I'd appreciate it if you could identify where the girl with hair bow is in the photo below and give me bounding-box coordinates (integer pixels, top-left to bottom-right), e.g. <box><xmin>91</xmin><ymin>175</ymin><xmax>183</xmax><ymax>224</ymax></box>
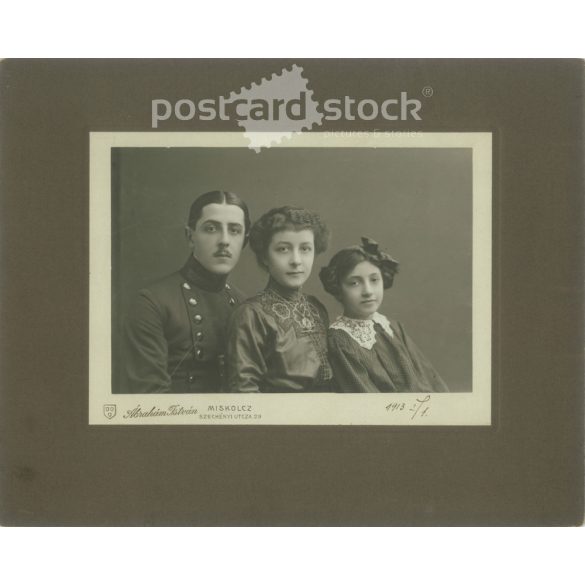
<box><xmin>319</xmin><ymin>237</ymin><xmax>449</xmax><ymax>393</ymax></box>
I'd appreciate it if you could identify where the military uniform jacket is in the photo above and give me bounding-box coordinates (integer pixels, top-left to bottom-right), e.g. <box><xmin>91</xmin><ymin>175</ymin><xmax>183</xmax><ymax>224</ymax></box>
<box><xmin>124</xmin><ymin>256</ymin><xmax>241</xmax><ymax>393</ymax></box>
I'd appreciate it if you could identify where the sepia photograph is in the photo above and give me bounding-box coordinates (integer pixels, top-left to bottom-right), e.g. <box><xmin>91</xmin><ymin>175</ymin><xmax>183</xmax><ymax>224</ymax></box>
<box><xmin>89</xmin><ymin>131</ymin><xmax>492</xmax><ymax>425</ymax></box>
<box><xmin>1</xmin><ymin>57</ymin><xmax>581</xmax><ymax>529</ymax></box>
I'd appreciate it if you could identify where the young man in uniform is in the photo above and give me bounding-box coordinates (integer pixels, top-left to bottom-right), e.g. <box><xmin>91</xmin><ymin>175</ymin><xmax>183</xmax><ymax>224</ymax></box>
<box><xmin>124</xmin><ymin>190</ymin><xmax>250</xmax><ymax>393</ymax></box>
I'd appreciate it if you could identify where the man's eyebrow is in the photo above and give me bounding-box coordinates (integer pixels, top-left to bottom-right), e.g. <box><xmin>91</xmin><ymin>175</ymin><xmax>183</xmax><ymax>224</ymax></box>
<box><xmin>201</xmin><ymin>219</ymin><xmax>244</xmax><ymax>227</ymax></box>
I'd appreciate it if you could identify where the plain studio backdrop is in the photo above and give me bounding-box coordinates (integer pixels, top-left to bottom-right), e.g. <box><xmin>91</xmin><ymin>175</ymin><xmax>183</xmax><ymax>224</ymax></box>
<box><xmin>112</xmin><ymin>145</ymin><xmax>472</xmax><ymax>392</ymax></box>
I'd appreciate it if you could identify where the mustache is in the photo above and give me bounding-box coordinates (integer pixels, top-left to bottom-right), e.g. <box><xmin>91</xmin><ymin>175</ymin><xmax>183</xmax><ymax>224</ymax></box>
<box><xmin>214</xmin><ymin>250</ymin><xmax>232</xmax><ymax>258</ymax></box>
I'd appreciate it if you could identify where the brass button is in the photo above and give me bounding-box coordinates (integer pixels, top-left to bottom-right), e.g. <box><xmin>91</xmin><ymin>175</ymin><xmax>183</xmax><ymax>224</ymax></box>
<box><xmin>229</xmin><ymin>298</ymin><xmax>236</xmax><ymax>306</ymax></box>
<box><xmin>189</xmin><ymin>298</ymin><xmax>198</xmax><ymax>306</ymax></box>
<box><xmin>195</xmin><ymin>349</ymin><xmax>204</xmax><ymax>359</ymax></box>
<box><xmin>188</xmin><ymin>375</ymin><xmax>195</xmax><ymax>383</ymax></box>
<box><xmin>193</xmin><ymin>314</ymin><xmax>203</xmax><ymax>324</ymax></box>
<box><xmin>225</xmin><ymin>283</ymin><xmax>231</xmax><ymax>289</ymax></box>
<box><xmin>182</xmin><ymin>282</ymin><xmax>191</xmax><ymax>290</ymax></box>
<box><xmin>196</xmin><ymin>331</ymin><xmax>204</xmax><ymax>341</ymax></box>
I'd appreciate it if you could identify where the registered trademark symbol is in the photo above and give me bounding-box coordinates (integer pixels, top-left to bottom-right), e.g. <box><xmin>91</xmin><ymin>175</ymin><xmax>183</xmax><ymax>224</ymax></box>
<box><xmin>422</xmin><ymin>86</ymin><xmax>434</xmax><ymax>98</ymax></box>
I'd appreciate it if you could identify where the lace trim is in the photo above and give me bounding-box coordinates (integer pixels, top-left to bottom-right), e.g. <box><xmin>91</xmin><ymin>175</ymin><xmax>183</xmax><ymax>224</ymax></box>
<box><xmin>330</xmin><ymin>312</ymin><xmax>393</xmax><ymax>349</ymax></box>
<box><xmin>263</xmin><ymin>289</ymin><xmax>320</xmax><ymax>332</ymax></box>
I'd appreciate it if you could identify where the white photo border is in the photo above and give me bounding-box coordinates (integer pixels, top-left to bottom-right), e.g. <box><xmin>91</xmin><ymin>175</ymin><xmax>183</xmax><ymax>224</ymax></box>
<box><xmin>89</xmin><ymin>131</ymin><xmax>492</xmax><ymax>426</ymax></box>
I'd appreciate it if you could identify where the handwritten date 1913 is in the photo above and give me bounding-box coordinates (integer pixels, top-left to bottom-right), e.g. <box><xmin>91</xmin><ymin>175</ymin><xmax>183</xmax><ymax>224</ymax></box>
<box><xmin>385</xmin><ymin>395</ymin><xmax>431</xmax><ymax>420</ymax></box>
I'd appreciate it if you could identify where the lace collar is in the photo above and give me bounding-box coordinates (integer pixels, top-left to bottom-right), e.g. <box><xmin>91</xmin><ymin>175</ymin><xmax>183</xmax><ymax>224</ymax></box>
<box><xmin>330</xmin><ymin>312</ymin><xmax>393</xmax><ymax>349</ymax></box>
<box><xmin>263</xmin><ymin>282</ymin><xmax>319</xmax><ymax>331</ymax></box>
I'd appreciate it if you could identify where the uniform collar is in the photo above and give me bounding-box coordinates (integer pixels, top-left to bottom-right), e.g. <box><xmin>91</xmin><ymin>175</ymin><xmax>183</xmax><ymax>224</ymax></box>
<box><xmin>180</xmin><ymin>255</ymin><xmax>229</xmax><ymax>293</ymax></box>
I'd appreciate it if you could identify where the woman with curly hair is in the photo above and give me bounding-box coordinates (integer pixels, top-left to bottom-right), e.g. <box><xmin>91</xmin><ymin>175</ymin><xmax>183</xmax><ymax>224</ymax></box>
<box><xmin>319</xmin><ymin>237</ymin><xmax>449</xmax><ymax>393</ymax></box>
<box><xmin>226</xmin><ymin>206</ymin><xmax>333</xmax><ymax>393</ymax></box>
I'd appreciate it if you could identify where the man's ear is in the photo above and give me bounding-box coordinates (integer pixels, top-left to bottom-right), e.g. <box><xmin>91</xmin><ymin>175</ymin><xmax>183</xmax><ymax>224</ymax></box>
<box><xmin>185</xmin><ymin>226</ymin><xmax>194</xmax><ymax>248</ymax></box>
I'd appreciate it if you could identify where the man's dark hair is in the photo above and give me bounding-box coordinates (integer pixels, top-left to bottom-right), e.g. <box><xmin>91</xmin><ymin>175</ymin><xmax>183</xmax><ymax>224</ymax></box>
<box><xmin>187</xmin><ymin>190</ymin><xmax>251</xmax><ymax>246</ymax></box>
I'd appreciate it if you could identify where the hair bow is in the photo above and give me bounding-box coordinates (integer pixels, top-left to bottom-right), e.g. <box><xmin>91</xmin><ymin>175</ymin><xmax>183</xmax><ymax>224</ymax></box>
<box><xmin>360</xmin><ymin>237</ymin><xmax>399</xmax><ymax>266</ymax></box>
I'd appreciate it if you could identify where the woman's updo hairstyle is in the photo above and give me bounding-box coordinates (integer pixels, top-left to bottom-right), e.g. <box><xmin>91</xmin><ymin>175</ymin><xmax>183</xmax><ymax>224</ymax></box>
<box><xmin>249</xmin><ymin>206</ymin><xmax>330</xmax><ymax>269</ymax></box>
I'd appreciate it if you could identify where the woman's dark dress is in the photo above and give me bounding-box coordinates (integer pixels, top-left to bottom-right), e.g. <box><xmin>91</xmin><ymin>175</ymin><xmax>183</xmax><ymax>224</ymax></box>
<box><xmin>227</xmin><ymin>280</ymin><xmax>333</xmax><ymax>393</ymax></box>
<box><xmin>328</xmin><ymin>312</ymin><xmax>449</xmax><ymax>393</ymax></box>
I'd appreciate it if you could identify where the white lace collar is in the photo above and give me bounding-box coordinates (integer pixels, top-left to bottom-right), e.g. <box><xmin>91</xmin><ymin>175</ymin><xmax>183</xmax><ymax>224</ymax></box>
<box><xmin>330</xmin><ymin>312</ymin><xmax>394</xmax><ymax>349</ymax></box>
